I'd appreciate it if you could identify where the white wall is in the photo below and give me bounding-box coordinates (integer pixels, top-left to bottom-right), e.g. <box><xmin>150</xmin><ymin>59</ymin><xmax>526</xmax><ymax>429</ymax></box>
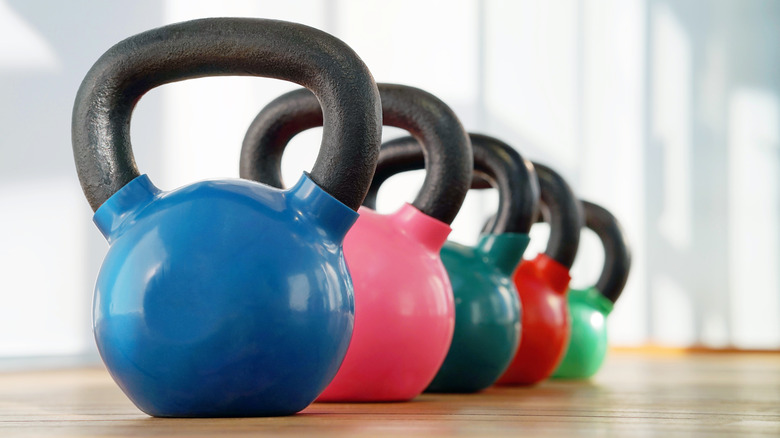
<box><xmin>0</xmin><ymin>0</ymin><xmax>778</xmax><ymax>365</ymax></box>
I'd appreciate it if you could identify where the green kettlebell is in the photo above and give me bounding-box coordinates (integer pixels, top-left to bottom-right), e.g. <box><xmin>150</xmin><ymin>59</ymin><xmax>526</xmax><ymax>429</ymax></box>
<box><xmin>364</xmin><ymin>133</ymin><xmax>539</xmax><ymax>393</ymax></box>
<box><xmin>552</xmin><ymin>200</ymin><xmax>631</xmax><ymax>379</ymax></box>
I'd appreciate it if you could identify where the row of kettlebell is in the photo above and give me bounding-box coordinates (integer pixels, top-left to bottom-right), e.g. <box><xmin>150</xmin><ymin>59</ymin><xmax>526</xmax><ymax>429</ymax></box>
<box><xmin>71</xmin><ymin>18</ymin><xmax>629</xmax><ymax>418</ymax></box>
<box><xmin>360</xmin><ymin>136</ymin><xmax>631</xmax><ymax>386</ymax></box>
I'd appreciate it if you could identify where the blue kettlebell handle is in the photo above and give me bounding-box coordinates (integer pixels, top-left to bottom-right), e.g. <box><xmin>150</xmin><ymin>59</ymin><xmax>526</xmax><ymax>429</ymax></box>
<box><xmin>72</xmin><ymin>18</ymin><xmax>381</xmax><ymax>212</ymax></box>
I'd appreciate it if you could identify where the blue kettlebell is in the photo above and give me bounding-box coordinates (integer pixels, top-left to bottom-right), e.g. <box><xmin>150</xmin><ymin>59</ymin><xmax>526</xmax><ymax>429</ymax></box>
<box><xmin>71</xmin><ymin>18</ymin><xmax>381</xmax><ymax>417</ymax></box>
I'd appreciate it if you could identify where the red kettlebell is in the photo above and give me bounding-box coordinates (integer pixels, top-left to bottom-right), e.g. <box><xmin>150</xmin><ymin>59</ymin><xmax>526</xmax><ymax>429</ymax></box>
<box><xmin>496</xmin><ymin>162</ymin><xmax>584</xmax><ymax>386</ymax></box>
<box><xmin>240</xmin><ymin>84</ymin><xmax>473</xmax><ymax>401</ymax></box>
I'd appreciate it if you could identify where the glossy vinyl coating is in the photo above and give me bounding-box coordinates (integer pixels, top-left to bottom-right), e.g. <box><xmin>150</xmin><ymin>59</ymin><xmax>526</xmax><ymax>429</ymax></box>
<box><xmin>497</xmin><ymin>253</ymin><xmax>572</xmax><ymax>386</ymax></box>
<box><xmin>426</xmin><ymin>233</ymin><xmax>529</xmax><ymax>393</ymax></box>
<box><xmin>94</xmin><ymin>174</ymin><xmax>357</xmax><ymax>417</ymax></box>
<box><xmin>552</xmin><ymin>287</ymin><xmax>613</xmax><ymax>379</ymax></box>
<box><xmin>317</xmin><ymin>203</ymin><xmax>455</xmax><ymax>401</ymax></box>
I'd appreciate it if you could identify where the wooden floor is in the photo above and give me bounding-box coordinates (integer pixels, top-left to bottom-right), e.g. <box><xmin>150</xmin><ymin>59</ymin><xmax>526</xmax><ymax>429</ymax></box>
<box><xmin>1</xmin><ymin>351</ymin><xmax>779</xmax><ymax>437</ymax></box>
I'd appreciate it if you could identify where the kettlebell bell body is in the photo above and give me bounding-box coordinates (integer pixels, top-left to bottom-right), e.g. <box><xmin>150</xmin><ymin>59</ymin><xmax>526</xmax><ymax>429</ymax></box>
<box><xmin>552</xmin><ymin>287</ymin><xmax>612</xmax><ymax>378</ymax></box>
<box><xmin>365</xmin><ymin>134</ymin><xmax>539</xmax><ymax>393</ymax></box>
<box><xmin>497</xmin><ymin>163</ymin><xmax>583</xmax><ymax>386</ymax></box>
<box><xmin>94</xmin><ymin>174</ymin><xmax>356</xmax><ymax>416</ymax></box>
<box><xmin>498</xmin><ymin>253</ymin><xmax>571</xmax><ymax>385</ymax></box>
<box><xmin>427</xmin><ymin>234</ymin><xmax>528</xmax><ymax>392</ymax></box>
<box><xmin>239</xmin><ymin>84</ymin><xmax>473</xmax><ymax>401</ymax></box>
<box><xmin>73</xmin><ymin>18</ymin><xmax>382</xmax><ymax>416</ymax></box>
<box><xmin>318</xmin><ymin>204</ymin><xmax>454</xmax><ymax>400</ymax></box>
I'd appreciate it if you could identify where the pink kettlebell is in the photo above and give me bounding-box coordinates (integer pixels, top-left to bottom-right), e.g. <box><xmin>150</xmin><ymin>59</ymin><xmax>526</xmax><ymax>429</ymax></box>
<box><xmin>240</xmin><ymin>83</ymin><xmax>473</xmax><ymax>401</ymax></box>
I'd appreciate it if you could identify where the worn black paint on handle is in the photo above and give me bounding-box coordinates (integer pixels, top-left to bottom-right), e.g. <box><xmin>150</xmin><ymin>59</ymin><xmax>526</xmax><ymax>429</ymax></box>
<box><xmin>240</xmin><ymin>83</ymin><xmax>472</xmax><ymax>224</ymax></box>
<box><xmin>364</xmin><ymin>134</ymin><xmax>539</xmax><ymax>234</ymax></box>
<box><xmin>582</xmin><ymin>201</ymin><xmax>631</xmax><ymax>303</ymax></box>
<box><xmin>73</xmin><ymin>18</ymin><xmax>381</xmax><ymax>211</ymax></box>
<box><xmin>532</xmin><ymin>162</ymin><xmax>583</xmax><ymax>270</ymax></box>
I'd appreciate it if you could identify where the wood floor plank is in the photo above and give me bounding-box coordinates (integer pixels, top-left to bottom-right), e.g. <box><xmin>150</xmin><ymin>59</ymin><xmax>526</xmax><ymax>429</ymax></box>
<box><xmin>0</xmin><ymin>352</ymin><xmax>778</xmax><ymax>437</ymax></box>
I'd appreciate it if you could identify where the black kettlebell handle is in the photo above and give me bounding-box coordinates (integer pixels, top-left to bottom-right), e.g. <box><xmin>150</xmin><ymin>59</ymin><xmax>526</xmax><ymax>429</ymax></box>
<box><xmin>73</xmin><ymin>18</ymin><xmax>381</xmax><ymax>212</ymax></box>
<box><xmin>239</xmin><ymin>83</ymin><xmax>473</xmax><ymax>224</ymax></box>
<box><xmin>363</xmin><ymin>134</ymin><xmax>539</xmax><ymax>234</ymax></box>
<box><xmin>582</xmin><ymin>201</ymin><xmax>631</xmax><ymax>303</ymax></box>
<box><xmin>476</xmin><ymin>163</ymin><xmax>581</xmax><ymax>269</ymax></box>
<box><xmin>531</xmin><ymin>163</ymin><xmax>583</xmax><ymax>270</ymax></box>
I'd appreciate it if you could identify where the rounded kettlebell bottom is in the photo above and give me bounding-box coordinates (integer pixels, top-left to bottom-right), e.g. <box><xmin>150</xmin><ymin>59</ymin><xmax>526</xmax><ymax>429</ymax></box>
<box><xmin>94</xmin><ymin>175</ymin><xmax>357</xmax><ymax>416</ymax></box>
<box><xmin>425</xmin><ymin>234</ymin><xmax>528</xmax><ymax>393</ymax></box>
<box><xmin>497</xmin><ymin>254</ymin><xmax>572</xmax><ymax>386</ymax></box>
<box><xmin>316</xmin><ymin>204</ymin><xmax>455</xmax><ymax>402</ymax></box>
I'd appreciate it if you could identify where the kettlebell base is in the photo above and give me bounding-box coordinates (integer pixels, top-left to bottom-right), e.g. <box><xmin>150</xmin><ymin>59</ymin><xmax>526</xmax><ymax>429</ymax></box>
<box><xmin>138</xmin><ymin>407</ymin><xmax>300</xmax><ymax>418</ymax></box>
<box><xmin>551</xmin><ymin>287</ymin><xmax>611</xmax><ymax>379</ymax></box>
<box><xmin>94</xmin><ymin>175</ymin><xmax>356</xmax><ymax>420</ymax></box>
<box><xmin>424</xmin><ymin>384</ymin><xmax>485</xmax><ymax>394</ymax></box>
<box><xmin>316</xmin><ymin>395</ymin><xmax>415</xmax><ymax>403</ymax></box>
